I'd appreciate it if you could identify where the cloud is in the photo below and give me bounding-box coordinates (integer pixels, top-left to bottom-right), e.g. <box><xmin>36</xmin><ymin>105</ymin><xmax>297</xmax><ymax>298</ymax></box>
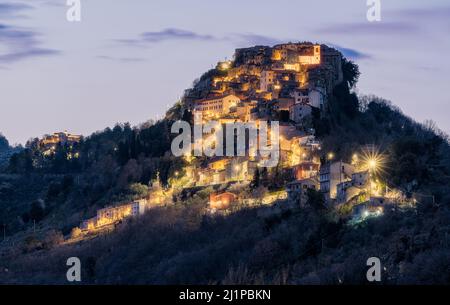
<box><xmin>115</xmin><ymin>28</ymin><xmax>216</xmax><ymax>46</ymax></box>
<box><xmin>229</xmin><ymin>33</ymin><xmax>371</xmax><ymax>60</ymax></box>
<box><xmin>327</xmin><ymin>44</ymin><xmax>372</xmax><ymax>61</ymax></box>
<box><xmin>316</xmin><ymin>6</ymin><xmax>450</xmax><ymax>38</ymax></box>
<box><xmin>316</xmin><ymin>22</ymin><xmax>417</xmax><ymax>36</ymax></box>
<box><xmin>115</xmin><ymin>28</ymin><xmax>284</xmax><ymax>48</ymax></box>
<box><xmin>0</xmin><ymin>2</ymin><xmax>34</xmax><ymax>19</ymax></box>
<box><xmin>0</xmin><ymin>23</ymin><xmax>60</xmax><ymax>64</ymax></box>
<box><xmin>228</xmin><ymin>33</ymin><xmax>283</xmax><ymax>47</ymax></box>
<box><xmin>96</xmin><ymin>55</ymin><xmax>146</xmax><ymax>63</ymax></box>
<box><xmin>112</xmin><ymin>28</ymin><xmax>370</xmax><ymax>62</ymax></box>
<box><xmin>142</xmin><ymin>28</ymin><xmax>214</xmax><ymax>42</ymax></box>
<box><xmin>393</xmin><ymin>6</ymin><xmax>450</xmax><ymax>20</ymax></box>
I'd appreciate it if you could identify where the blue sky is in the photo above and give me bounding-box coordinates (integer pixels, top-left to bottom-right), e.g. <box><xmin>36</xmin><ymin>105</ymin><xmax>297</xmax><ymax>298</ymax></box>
<box><xmin>0</xmin><ymin>0</ymin><xmax>449</xmax><ymax>144</ymax></box>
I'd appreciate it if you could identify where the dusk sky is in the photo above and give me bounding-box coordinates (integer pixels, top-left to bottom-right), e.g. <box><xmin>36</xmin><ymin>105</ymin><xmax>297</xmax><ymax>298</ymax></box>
<box><xmin>0</xmin><ymin>0</ymin><xmax>449</xmax><ymax>145</ymax></box>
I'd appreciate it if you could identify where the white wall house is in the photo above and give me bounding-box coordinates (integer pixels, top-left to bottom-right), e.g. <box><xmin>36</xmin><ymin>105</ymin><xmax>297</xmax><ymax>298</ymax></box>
<box><xmin>308</xmin><ymin>87</ymin><xmax>327</xmax><ymax>109</ymax></box>
<box><xmin>193</xmin><ymin>94</ymin><xmax>240</xmax><ymax>117</ymax></box>
<box><xmin>292</xmin><ymin>87</ymin><xmax>326</xmax><ymax>110</ymax></box>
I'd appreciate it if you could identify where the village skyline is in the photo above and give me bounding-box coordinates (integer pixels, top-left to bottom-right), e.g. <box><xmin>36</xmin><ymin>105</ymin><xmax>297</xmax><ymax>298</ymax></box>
<box><xmin>0</xmin><ymin>0</ymin><xmax>449</xmax><ymax>145</ymax></box>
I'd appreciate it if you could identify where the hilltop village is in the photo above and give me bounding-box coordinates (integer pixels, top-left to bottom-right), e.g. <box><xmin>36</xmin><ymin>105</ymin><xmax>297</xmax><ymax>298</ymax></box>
<box><xmin>38</xmin><ymin>43</ymin><xmax>411</xmax><ymax>240</ymax></box>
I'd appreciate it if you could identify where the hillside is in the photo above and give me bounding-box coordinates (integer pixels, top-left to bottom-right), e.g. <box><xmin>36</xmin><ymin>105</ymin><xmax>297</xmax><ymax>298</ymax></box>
<box><xmin>1</xmin><ymin>43</ymin><xmax>450</xmax><ymax>284</ymax></box>
<box><xmin>0</xmin><ymin>134</ymin><xmax>20</xmax><ymax>171</ymax></box>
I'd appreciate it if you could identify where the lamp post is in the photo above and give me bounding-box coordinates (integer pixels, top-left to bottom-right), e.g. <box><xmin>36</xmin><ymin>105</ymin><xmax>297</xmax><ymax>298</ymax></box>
<box><xmin>368</xmin><ymin>159</ymin><xmax>378</xmax><ymax>200</ymax></box>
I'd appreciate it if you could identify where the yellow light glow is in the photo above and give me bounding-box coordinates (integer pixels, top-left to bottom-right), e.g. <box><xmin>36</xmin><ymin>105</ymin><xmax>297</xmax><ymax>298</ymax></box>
<box><xmin>219</xmin><ymin>61</ymin><xmax>231</xmax><ymax>71</ymax></box>
<box><xmin>351</xmin><ymin>153</ymin><xmax>360</xmax><ymax>166</ymax></box>
<box><xmin>361</xmin><ymin>147</ymin><xmax>386</xmax><ymax>175</ymax></box>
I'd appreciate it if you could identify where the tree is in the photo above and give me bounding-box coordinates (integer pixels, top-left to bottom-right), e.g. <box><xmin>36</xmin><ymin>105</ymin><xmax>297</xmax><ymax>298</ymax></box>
<box><xmin>306</xmin><ymin>189</ymin><xmax>326</xmax><ymax>211</ymax></box>
<box><xmin>342</xmin><ymin>58</ymin><xmax>360</xmax><ymax>88</ymax></box>
<box><xmin>333</xmin><ymin>82</ymin><xmax>360</xmax><ymax>118</ymax></box>
<box><xmin>71</xmin><ymin>227</ymin><xmax>82</xmax><ymax>239</ymax></box>
<box><xmin>29</xmin><ymin>200</ymin><xmax>45</xmax><ymax>222</ymax></box>
<box><xmin>0</xmin><ymin>133</ymin><xmax>9</xmax><ymax>152</ymax></box>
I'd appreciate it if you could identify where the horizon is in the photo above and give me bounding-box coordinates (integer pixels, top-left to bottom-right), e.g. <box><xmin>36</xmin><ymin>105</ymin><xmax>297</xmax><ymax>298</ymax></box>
<box><xmin>1</xmin><ymin>0</ymin><xmax>450</xmax><ymax>145</ymax></box>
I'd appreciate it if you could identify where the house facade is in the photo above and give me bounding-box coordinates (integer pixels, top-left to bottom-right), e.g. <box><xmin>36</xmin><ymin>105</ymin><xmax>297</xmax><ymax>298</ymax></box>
<box><xmin>209</xmin><ymin>192</ymin><xmax>238</xmax><ymax>210</ymax></box>
<box><xmin>287</xmin><ymin>177</ymin><xmax>319</xmax><ymax>206</ymax></box>
<box><xmin>320</xmin><ymin>161</ymin><xmax>355</xmax><ymax>202</ymax></box>
<box><xmin>193</xmin><ymin>94</ymin><xmax>240</xmax><ymax>118</ymax></box>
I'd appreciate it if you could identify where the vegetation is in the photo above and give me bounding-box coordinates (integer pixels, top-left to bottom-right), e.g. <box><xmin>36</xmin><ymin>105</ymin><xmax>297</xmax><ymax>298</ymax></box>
<box><xmin>0</xmin><ymin>133</ymin><xmax>8</xmax><ymax>152</ymax></box>
<box><xmin>1</xmin><ymin>53</ymin><xmax>450</xmax><ymax>285</ymax></box>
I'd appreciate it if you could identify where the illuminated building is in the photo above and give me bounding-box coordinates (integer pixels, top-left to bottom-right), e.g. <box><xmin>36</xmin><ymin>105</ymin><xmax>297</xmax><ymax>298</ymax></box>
<box><xmin>260</xmin><ymin>70</ymin><xmax>275</xmax><ymax>92</ymax></box>
<box><xmin>209</xmin><ymin>192</ymin><xmax>238</xmax><ymax>210</ymax></box>
<box><xmin>193</xmin><ymin>94</ymin><xmax>240</xmax><ymax>118</ymax></box>
<box><xmin>292</xmin><ymin>87</ymin><xmax>327</xmax><ymax>109</ymax></box>
<box><xmin>283</xmin><ymin>63</ymin><xmax>301</xmax><ymax>72</ymax></box>
<box><xmin>299</xmin><ymin>45</ymin><xmax>321</xmax><ymax>65</ymax></box>
<box><xmin>41</xmin><ymin>131</ymin><xmax>81</xmax><ymax>146</ymax></box>
<box><xmin>235</xmin><ymin>100</ymin><xmax>257</xmax><ymax>122</ymax></box>
<box><xmin>352</xmin><ymin>201</ymin><xmax>385</xmax><ymax>220</ymax></box>
<box><xmin>293</xmin><ymin>161</ymin><xmax>320</xmax><ymax>180</ymax></box>
<box><xmin>320</xmin><ymin>161</ymin><xmax>355</xmax><ymax>202</ymax></box>
<box><xmin>40</xmin><ymin>131</ymin><xmax>82</xmax><ymax>155</ymax></box>
<box><xmin>272</xmin><ymin>49</ymin><xmax>287</xmax><ymax>61</ymax></box>
<box><xmin>80</xmin><ymin>198</ymin><xmax>149</xmax><ymax>232</ymax></box>
<box><xmin>218</xmin><ymin>60</ymin><xmax>232</xmax><ymax>71</ymax></box>
<box><xmin>209</xmin><ymin>159</ymin><xmax>229</xmax><ymax>171</ymax></box>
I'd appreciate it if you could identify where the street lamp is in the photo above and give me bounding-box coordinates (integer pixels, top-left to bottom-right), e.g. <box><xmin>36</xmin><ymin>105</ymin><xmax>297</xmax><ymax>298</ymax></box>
<box><xmin>367</xmin><ymin>158</ymin><xmax>379</xmax><ymax>199</ymax></box>
<box><xmin>368</xmin><ymin>159</ymin><xmax>378</xmax><ymax>170</ymax></box>
<box><xmin>327</xmin><ymin>152</ymin><xmax>334</xmax><ymax>161</ymax></box>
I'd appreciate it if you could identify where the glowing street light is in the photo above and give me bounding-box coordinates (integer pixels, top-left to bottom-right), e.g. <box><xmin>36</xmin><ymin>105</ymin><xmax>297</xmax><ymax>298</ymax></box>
<box><xmin>327</xmin><ymin>152</ymin><xmax>335</xmax><ymax>161</ymax></box>
<box><xmin>352</xmin><ymin>153</ymin><xmax>359</xmax><ymax>166</ymax></box>
<box><xmin>219</xmin><ymin>61</ymin><xmax>231</xmax><ymax>71</ymax></box>
<box><xmin>364</xmin><ymin>155</ymin><xmax>384</xmax><ymax>199</ymax></box>
<box><xmin>368</xmin><ymin>159</ymin><xmax>378</xmax><ymax>171</ymax></box>
<box><xmin>361</xmin><ymin>147</ymin><xmax>386</xmax><ymax>175</ymax></box>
